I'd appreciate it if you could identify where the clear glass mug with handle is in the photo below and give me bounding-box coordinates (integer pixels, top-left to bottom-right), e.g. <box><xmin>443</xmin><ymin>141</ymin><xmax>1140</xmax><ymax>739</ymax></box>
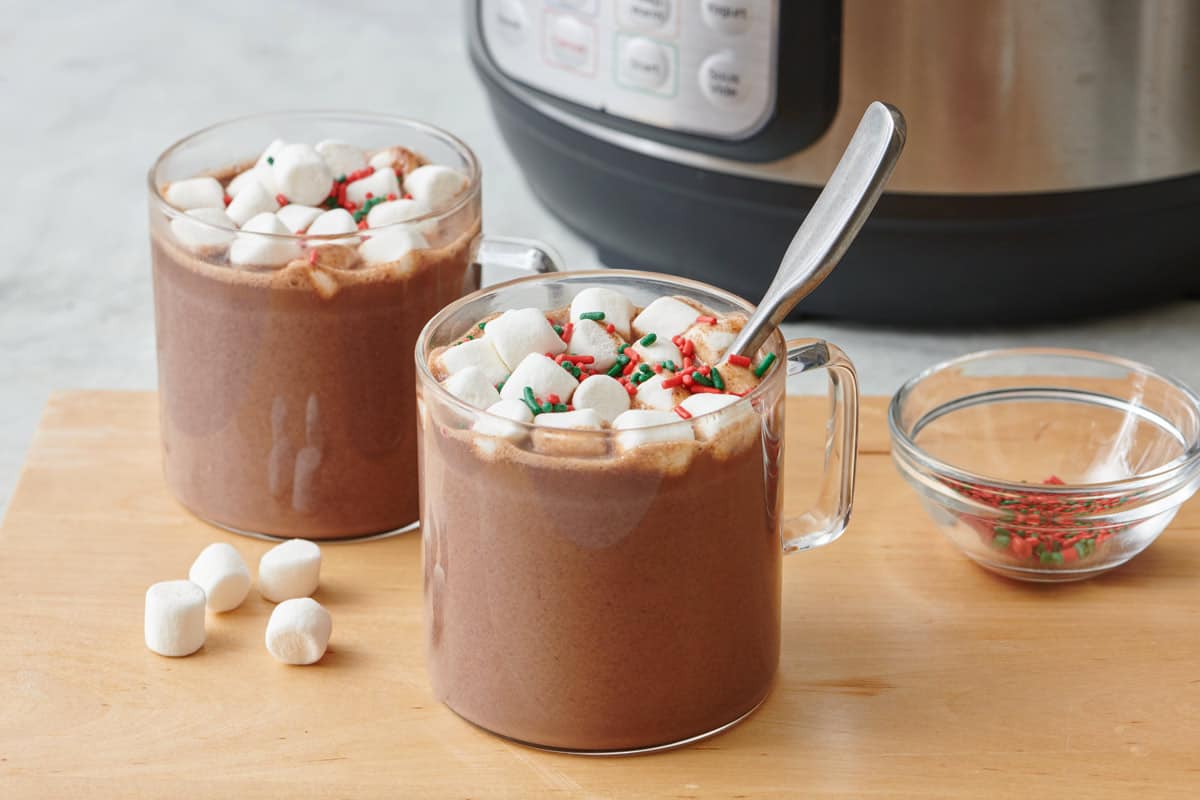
<box><xmin>415</xmin><ymin>269</ymin><xmax>858</xmax><ymax>754</ymax></box>
<box><xmin>147</xmin><ymin>111</ymin><xmax>557</xmax><ymax>541</ymax></box>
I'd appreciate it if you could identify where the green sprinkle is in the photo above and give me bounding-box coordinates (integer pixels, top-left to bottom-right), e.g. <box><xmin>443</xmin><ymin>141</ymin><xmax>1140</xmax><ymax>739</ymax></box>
<box><xmin>1040</xmin><ymin>550</ymin><xmax>1065</xmax><ymax>566</ymax></box>
<box><xmin>692</xmin><ymin>371</ymin><xmax>714</xmax><ymax>388</ymax></box>
<box><xmin>662</xmin><ymin>360</ymin><xmax>677</xmax><ymax>372</ymax></box>
<box><xmin>606</xmin><ymin>362</ymin><xmax>624</xmax><ymax>378</ymax></box>
<box><xmin>618</xmin><ymin>343</ymin><xmax>630</xmax><ymax>354</ymax></box>
<box><xmin>478</xmin><ymin>321</ymin><xmax>487</xmax><ymax>330</ymax></box>
<box><xmin>579</xmin><ymin>311</ymin><xmax>605</xmax><ymax>321</ymax></box>
<box><xmin>615</xmin><ymin>354</ymin><xmax>630</xmax><ymax>367</ymax></box>
<box><xmin>639</xmin><ymin>333</ymin><xmax>657</xmax><ymax>346</ymax></box>
<box><xmin>353</xmin><ymin>209</ymin><xmax>366</xmax><ymax>223</ymax></box>
<box><xmin>638</xmin><ymin>362</ymin><xmax>653</xmax><ymax>376</ymax></box>
<box><xmin>992</xmin><ymin>531</ymin><xmax>1011</xmax><ymax>549</ymax></box>
<box><xmin>553</xmin><ymin>324</ymin><xmax>564</xmax><ymax>336</ymax></box>
<box><xmin>266</xmin><ymin>156</ymin><xmax>274</xmax><ymax>165</ymax></box>
<box><xmin>522</xmin><ymin>386</ymin><xmax>540</xmax><ymax>415</ymax></box>
<box><xmin>336</xmin><ymin>174</ymin><xmax>347</xmax><ymax>183</ymax></box>
<box><xmin>630</xmin><ymin>372</ymin><xmax>646</xmax><ymax>385</ymax></box>
<box><xmin>496</xmin><ymin>380</ymin><xmax>505</xmax><ymax>392</ymax></box>
<box><xmin>541</xmin><ymin>401</ymin><xmax>555</xmax><ymax>413</ymax></box>
<box><xmin>711</xmin><ymin>367</ymin><xmax>725</xmax><ymax>390</ymax></box>
<box><xmin>554</xmin><ymin>403</ymin><xmax>568</xmax><ymax>412</ymax></box>
<box><xmin>753</xmin><ymin>352</ymin><xmax>777</xmax><ymax>378</ymax></box>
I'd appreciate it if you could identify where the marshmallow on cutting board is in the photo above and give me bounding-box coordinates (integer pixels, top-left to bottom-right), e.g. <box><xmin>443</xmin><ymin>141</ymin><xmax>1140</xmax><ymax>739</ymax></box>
<box><xmin>499</xmin><ymin>353</ymin><xmax>579</xmax><ymax>404</ymax></box>
<box><xmin>485</xmin><ymin>308</ymin><xmax>566</xmax><ymax>369</ymax></box>
<box><xmin>632</xmin><ymin>296</ymin><xmax>700</xmax><ymax>341</ymax></box>
<box><xmin>144</xmin><ymin>580</ymin><xmax>206</xmax><ymax>657</ymax></box>
<box><xmin>569</xmin><ymin>287</ymin><xmax>636</xmax><ymax>339</ymax></box>
<box><xmin>315</xmin><ymin>139</ymin><xmax>367</xmax><ymax>178</ymax></box>
<box><xmin>271</xmin><ymin>143</ymin><xmax>334</xmax><ymax>206</ymax></box>
<box><xmin>403</xmin><ymin>165</ymin><xmax>468</xmax><ymax>212</ymax></box>
<box><xmin>572</xmin><ymin>375</ymin><xmax>630</xmax><ymax>424</ymax></box>
<box><xmin>230</xmin><ymin>212</ymin><xmax>303</xmax><ymax>267</ymax></box>
<box><xmin>188</xmin><ymin>542</ymin><xmax>251</xmax><ymax>612</ymax></box>
<box><xmin>442</xmin><ymin>366</ymin><xmax>502</xmax><ymax>410</ymax></box>
<box><xmin>258</xmin><ymin>539</ymin><xmax>322</xmax><ymax>603</ymax></box>
<box><xmin>438</xmin><ymin>337</ymin><xmax>508</xmax><ymax>386</ymax></box>
<box><xmin>164</xmin><ymin>176</ymin><xmax>225</xmax><ymax>210</ymax></box>
<box><xmin>567</xmin><ymin>318</ymin><xmax>620</xmax><ymax>370</ymax></box>
<box><xmin>170</xmin><ymin>207</ymin><xmax>236</xmax><ymax>250</ymax></box>
<box><xmin>265</xmin><ymin>597</ymin><xmax>332</xmax><ymax>665</ymax></box>
<box><xmin>226</xmin><ymin>179</ymin><xmax>280</xmax><ymax>226</ymax></box>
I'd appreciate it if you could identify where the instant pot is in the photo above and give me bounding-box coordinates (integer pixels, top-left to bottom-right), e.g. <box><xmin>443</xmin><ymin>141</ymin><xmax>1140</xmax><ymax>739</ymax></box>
<box><xmin>467</xmin><ymin>0</ymin><xmax>1200</xmax><ymax>324</ymax></box>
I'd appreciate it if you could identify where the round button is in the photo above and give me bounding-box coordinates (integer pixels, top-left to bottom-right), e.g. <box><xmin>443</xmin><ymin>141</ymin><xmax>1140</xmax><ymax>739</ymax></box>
<box><xmin>618</xmin><ymin>0</ymin><xmax>673</xmax><ymax>30</ymax></box>
<box><xmin>698</xmin><ymin>50</ymin><xmax>745</xmax><ymax>107</ymax></box>
<box><xmin>700</xmin><ymin>0</ymin><xmax>750</xmax><ymax>35</ymax></box>
<box><xmin>619</xmin><ymin>37</ymin><xmax>670</xmax><ymax>89</ymax></box>
<box><xmin>495</xmin><ymin>0</ymin><xmax>529</xmax><ymax>44</ymax></box>
<box><xmin>548</xmin><ymin>15</ymin><xmax>593</xmax><ymax>68</ymax></box>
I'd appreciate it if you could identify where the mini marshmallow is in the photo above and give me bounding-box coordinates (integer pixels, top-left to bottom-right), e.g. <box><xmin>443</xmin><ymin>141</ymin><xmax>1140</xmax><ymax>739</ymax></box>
<box><xmin>345</xmin><ymin>167</ymin><xmax>401</xmax><ymax>207</ymax></box>
<box><xmin>188</xmin><ymin>542</ymin><xmax>251</xmax><ymax>612</ymax></box>
<box><xmin>634</xmin><ymin>373</ymin><xmax>689</xmax><ymax>412</ymax></box>
<box><xmin>250</xmin><ymin>139</ymin><xmax>288</xmax><ymax>194</ymax></box>
<box><xmin>570</xmin><ymin>287</ymin><xmax>636</xmax><ymax>339</ymax></box>
<box><xmin>265</xmin><ymin>597</ymin><xmax>332</xmax><ymax>665</ymax></box>
<box><xmin>485</xmin><ymin>308</ymin><xmax>567</xmax><ymax>369</ymax></box>
<box><xmin>230</xmin><ymin>212</ymin><xmax>303</xmax><ymax>267</ymax></box>
<box><xmin>403</xmin><ymin>165</ymin><xmax>468</xmax><ymax>212</ymax></box>
<box><xmin>567</xmin><ymin>318</ymin><xmax>620</xmax><ymax>370</ymax></box>
<box><xmin>535</xmin><ymin>408</ymin><xmax>604</xmax><ymax>430</ymax></box>
<box><xmin>630</xmin><ymin>335</ymin><xmax>683</xmax><ymax>370</ymax></box>
<box><xmin>572</xmin><ymin>375</ymin><xmax>630</xmax><ymax>424</ymax></box>
<box><xmin>612</xmin><ymin>409</ymin><xmax>696</xmax><ymax>450</ymax></box>
<box><xmin>443</xmin><ymin>365</ymin><xmax>502</xmax><ymax>409</ymax></box>
<box><xmin>257</xmin><ymin>538</ymin><xmax>322</xmax><ymax>603</ymax></box>
<box><xmin>170</xmin><ymin>207</ymin><xmax>236</xmax><ymax>250</ymax></box>
<box><xmin>164</xmin><ymin>176</ymin><xmax>225</xmax><ymax>210</ymax></box>
<box><xmin>144</xmin><ymin>580</ymin><xmax>206</xmax><ymax>657</ymax></box>
<box><xmin>680</xmin><ymin>393</ymin><xmax>746</xmax><ymax>440</ymax></box>
<box><xmin>272</xmin><ymin>143</ymin><xmax>334</xmax><ymax>206</ymax></box>
<box><xmin>366</xmin><ymin>198</ymin><xmax>430</xmax><ymax>228</ymax></box>
<box><xmin>438</xmin><ymin>337</ymin><xmax>508</xmax><ymax>385</ymax></box>
<box><xmin>306</xmin><ymin>208</ymin><xmax>359</xmax><ymax>245</ymax></box>
<box><xmin>499</xmin><ymin>353</ymin><xmax>579</xmax><ymax>404</ymax></box>
<box><xmin>473</xmin><ymin>398</ymin><xmax>534</xmax><ymax>441</ymax></box>
<box><xmin>687</xmin><ymin>328</ymin><xmax>737</xmax><ymax>365</ymax></box>
<box><xmin>315</xmin><ymin>139</ymin><xmax>367</xmax><ymax>178</ymax></box>
<box><xmin>226</xmin><ymin>179</ymin><xmax>280</xmax><ymax>226</ymax></box>
<box><xmin>257</xmin><ymin>138</ymin><xmax>288</xmax><ymax>167</ymax></box>
<box><xmin>632</xmin><ymin>296</ymin><xmax>700</xmax><ymax>340</ymax></box>
<box><xmin>358</xmin><ymin>229</ymin><xmax>428</xmax><ymax>264</ymax></box>
<box><xmin>368</xmin><ymin>146</ymin><xmax>423</xmax><ymax>174</ymax></box>
<box><xmin>225</xmin><ymin>168</ymin><xmax>260</xmax><ymax>198</ymax></box>
<box><xmin>275</xmin><ymin>204</ymin><xmax>324</xmax><ymax>234</ymax></box>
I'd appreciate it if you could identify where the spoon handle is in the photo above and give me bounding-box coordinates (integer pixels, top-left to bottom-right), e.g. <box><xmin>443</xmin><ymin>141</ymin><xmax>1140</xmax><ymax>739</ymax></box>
<box><xmin>728</xmin><ymin>102</ymin><xmax>906</xmax><ymax>358</ymax></box>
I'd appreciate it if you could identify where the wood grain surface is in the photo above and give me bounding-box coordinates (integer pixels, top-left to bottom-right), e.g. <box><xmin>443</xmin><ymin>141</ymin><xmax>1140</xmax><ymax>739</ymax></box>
<box><xmin>1</xmin><ymin>391</ymin><xmax>1198</xmax><ymax>798</ymax></box>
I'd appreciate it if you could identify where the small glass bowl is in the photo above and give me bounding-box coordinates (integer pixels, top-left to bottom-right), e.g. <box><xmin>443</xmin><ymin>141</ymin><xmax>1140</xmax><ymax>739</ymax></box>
<box><xmin>889</xmin><ymin>348</ymin><xmax>1200</xmax><ymax>582</ymax></box>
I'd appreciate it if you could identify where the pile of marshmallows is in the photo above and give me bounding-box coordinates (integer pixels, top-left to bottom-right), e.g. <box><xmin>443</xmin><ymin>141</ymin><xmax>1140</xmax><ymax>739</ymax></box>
<box><xmin>437</xmin><ymin>288</ymin><xmax>752</xmax><ymax>451</ymax></box>
<box><xmin>164</xmin><ymin>139</ymin><xmax>467</xmax><ymax>267</ymax></box>
<box><xmin>144</xmin><ymin>539</ymin><xmax>331</xmax><ymax>665</ymax></box>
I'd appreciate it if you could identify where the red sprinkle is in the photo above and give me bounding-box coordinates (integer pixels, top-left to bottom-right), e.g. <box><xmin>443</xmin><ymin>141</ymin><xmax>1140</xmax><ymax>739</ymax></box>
<box><xmin>562</xmin><ymin>322</ymin><xmax>574</xmax><ymax>343</ymax></box>
<box><xmin>690</xmin><ymin>386</ymin><xmax>724</xmax><ymax>394</ymax></box>
<box><xmin>275</xmin><ymin>193</ymin><xmax>290</xmax><ymax>206</ymax></box>
<box><xmin>653</xmin><ymin>363</ymin><xmax>663</xmax><ymax>373</ymax></box>
<box><xmin>623</xmin><ymin>361</ymin><xmax>637</xmax><ymax>376</ymax></box>
<box><xmin>403</xmin><ymin>192</ymin><xmax>413</xmax><ymax>200</ymax></box>
<box><xmin>387</xmin><ymin>193</ymin><xmax>398</xmax><ymax>201</ymax></box>
<box><xmin>696</xmin><ymin>315</ymin><xmax>717</xmax><ymax>325</ymax></box>
<box><xmin>625</xmin><ymin>382</ymin><xmax>638</xmax><ymax>395</ymax></box>
<box><xmin>674</xmin><ymin>405</ymin><xmax>692</xmax><ymax>420</ymax></box>
<box><xmin>605</xmin><ymin>322</ymin><xmax>616</xmax><ymax>334</ymax></box>
<box><xmin>223</xmin><ymin>193</ymin><xmax>232</xmax><ymax>206</ymax></box>
<box><xmin>307</xmin><ymin>249</ymin><xmax>318</xmax><ymax>265</ymax></box>
<box><xmin>561</xmin><ymin>354</ymin><xmax>595</xmax><ymax>364</ymax></box>
<box><xmin>357</xmin><ymin>220</ymin><xmax>368</xmax><ymax>230</ymax></box>
<box><xmin>728</xmin><ymin>354</ymin><xmax>752</xmax><ymax>368</ymax></box>
<box><xmin>660</xmin><ymin>375</ymin><xmax>684</xmax><ymax>389</ymax></box>
<box><xmin>547</xmin><ymin>394</ymin><xmax>561</xmax><ymax>405</ymax></box>
<box><xmin>365</xmin><ymin>192</ymin><xmax>374</xmax><ymax>200</ymax></box>
<box><xmin>682</xmin><ymin>373</ymin><xmax>694</xmax><ymax>386</ymax></box>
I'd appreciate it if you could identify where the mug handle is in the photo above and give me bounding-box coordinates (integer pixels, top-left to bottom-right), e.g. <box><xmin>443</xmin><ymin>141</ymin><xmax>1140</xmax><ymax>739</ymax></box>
<box><xmin>781</xmin><ymin>338</ymin><xmax>860</xmax><ymax>553</ymax></box>
<box><xmin>466</xmin><ymin>235</ymin><xmax>562</xmax><ymax>292</ymax></box>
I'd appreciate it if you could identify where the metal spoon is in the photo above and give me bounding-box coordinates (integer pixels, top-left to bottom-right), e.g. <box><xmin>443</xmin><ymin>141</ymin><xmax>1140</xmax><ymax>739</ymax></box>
<box><xmin>726</xmin><ymin>102</ymin><xmax>907</xmax><ymax>358</ymax></box>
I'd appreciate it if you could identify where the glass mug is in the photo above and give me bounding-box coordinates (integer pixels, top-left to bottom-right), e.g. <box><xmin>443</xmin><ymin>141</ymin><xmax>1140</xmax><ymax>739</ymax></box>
<box><xmin>416</xmin><ymin>270</ymin><xmax>859</xmax><ymax>753</ymax></box>
<box><xmin>148</xmin><ymin>111</ymin><xmax>555</xmax><ymax>540</ymax></box>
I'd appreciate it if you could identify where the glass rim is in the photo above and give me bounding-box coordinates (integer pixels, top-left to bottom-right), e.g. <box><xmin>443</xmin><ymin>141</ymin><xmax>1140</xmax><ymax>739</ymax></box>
<box><xmin>146</xmin><ymin>110</ymin><xmax>482</xmax><ymax>240</ymax></box>
<box><xmin>887</xmin><ymin>346</ymin><xmax>1200</xmax><ymax>494</ymax></box>
<box><xmin>414</xmin><ymin>268</ymin><xmax>786</xmax><ymax>436</ymax></box>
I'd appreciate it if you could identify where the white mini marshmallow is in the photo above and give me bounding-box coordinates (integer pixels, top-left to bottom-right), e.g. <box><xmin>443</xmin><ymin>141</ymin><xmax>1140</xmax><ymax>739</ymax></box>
<box><xmin>345</xmin><ymin>168</ymin><xmax>401</xmax><ymax>207</ymax></box>
<box><xmin>567</xmin><ymin>319</ymin><xmax>620</xmax><ymax>370</ymax></box>
<box><xmin>443</xmin><ymin>366</ymin><xmax>502</xmax><ymax>409</ymax></box>
<box><xmin>689</xmin><ymin>328</ymin><xmax>737</xmax><ymax>365</ymax></box>
<box><xmin>225</xmin><ymin>179</ymin><xmax>280</xmax><ymax>226</ymax></box>
<box><xmin>164</xmin><ymin>176</ymin><xmax>225</xmax><ymax>210</ymax></box>
<box><xmin>257</xmin><ymin>138</ymin><xmax>288</xmax><ymax>167</ymax></box>
<box><xmin>306</xmin><ymin>208</ymin><xmax>359</xmax><ymax>246</ymax></box>
<box><xmin>187</xmin><ymin>542</ymin><xmax>251</xmax><ymax>612</ymax></box>
<box><xmin>275</xmin><ymin>204</ymin><xmax>324</xmax><ymax>234</ymax></box>
<box><xmin>265</xmin><ymin>597</ymin><xmax>332</xmax><ymax>665</ymax></box>
<box><xmin>634</xmin><ymin>373</ymin><xmax>689</xmax><ymax>412</ymax></box>
<box><xmin>569</xmin><ymin>287</ymin><xmax>636</xmax><ymax>339</ymax></box>
<box><xmin>485</xmin><ymin>308</ymin><xmax>567</xmax><ymax>369</ymax></box>
<box><xmin>170</xmin><ymin>207</ymin><xmax>236</xmax><ymax>250</ymax></box>
<box><xmin>632</xmin><ymin>296</ymin><xmax>700</xmax><ymax>340</ymax></box>
<box><xmin>366</xmin><ymin>198</ymin><xmax>430</xmax><ymax>228</ymax></box>
<box><xmin>257</xmin><ymin>539</ymin><xmax>322</xmax><ymax>603</ymax></box>
<box><xmin>403</xmin><ymin>165</ymin><xmax>468</xmax><ymax>212</ymax></box>
<box><xmin>438</xmin><ymin>338</ymin><xmax>508</xmax><ymax>385</ymax></box>
<box><xmin>612</xmin><ymin>409</ymin><xmax>696</xmax><ymax>450</ymax></box>
<box><xmin>315</xmin><ymin>139</ymin><xmax>367</xmax><ymax>178</ymax></box>
<box><xmin>680</xmin><ymin>393</ymin><xmax>745</xmax><ymax>439</ymax></box>
<box><xmin>358</xmin><ymin>229</ymin><xmax>428</xmax><ymax>264</ymax></box>
<box><xmin>144</xmin><ymin>580</ymin><xmax>206</xmax><ymax>657</ymax></box>
<box><xmin>630</xmin><ymin>336</ymin><xmax>683</xmax><ymax>370</ymax></box>
<box><xmin>473</xmin><ymin>398</ymin><xmax>534</xmax><ymax>441</ymax></box>
<box><xmin>499</xmin><ymin>353</ymin><xmax>579</xmax><ymax>404</ymax></box>
<box><xmin>571</xmin><ymin>375</ymin><xmax>630</xmax><ymax>424</ymax></box>
<box><xmin>230</xmin><ymin>212</ymin><xmax>303</xmax><ymax>267</ymax></box>
<box><xmin>226</xmin><ymin>169</ymin><xmax>260</xmax><ymax>198</ymax></box>
<box><xmin>535</xmin><ymin>408</ymin><xmax>604</xmax><ymax>430</ymax></box>
<box><xmin>272</xmin><ymin>143</ymin><xmax>334</xmax><ymax>206</ymax></box>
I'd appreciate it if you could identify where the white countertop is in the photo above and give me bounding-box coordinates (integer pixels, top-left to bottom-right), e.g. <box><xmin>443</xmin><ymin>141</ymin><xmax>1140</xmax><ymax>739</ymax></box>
<box><xmin>3</xmin><ymin>1</ymin><xmax>1198</xmax><ymax>514</ymax></box>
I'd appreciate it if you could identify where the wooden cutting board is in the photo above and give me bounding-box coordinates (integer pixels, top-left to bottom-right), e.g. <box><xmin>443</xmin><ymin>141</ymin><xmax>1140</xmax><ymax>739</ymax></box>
<box><xmin>2</xmin><ymin>391</ymin><xmax>1198</xmax><ymax>799</ymax></box>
